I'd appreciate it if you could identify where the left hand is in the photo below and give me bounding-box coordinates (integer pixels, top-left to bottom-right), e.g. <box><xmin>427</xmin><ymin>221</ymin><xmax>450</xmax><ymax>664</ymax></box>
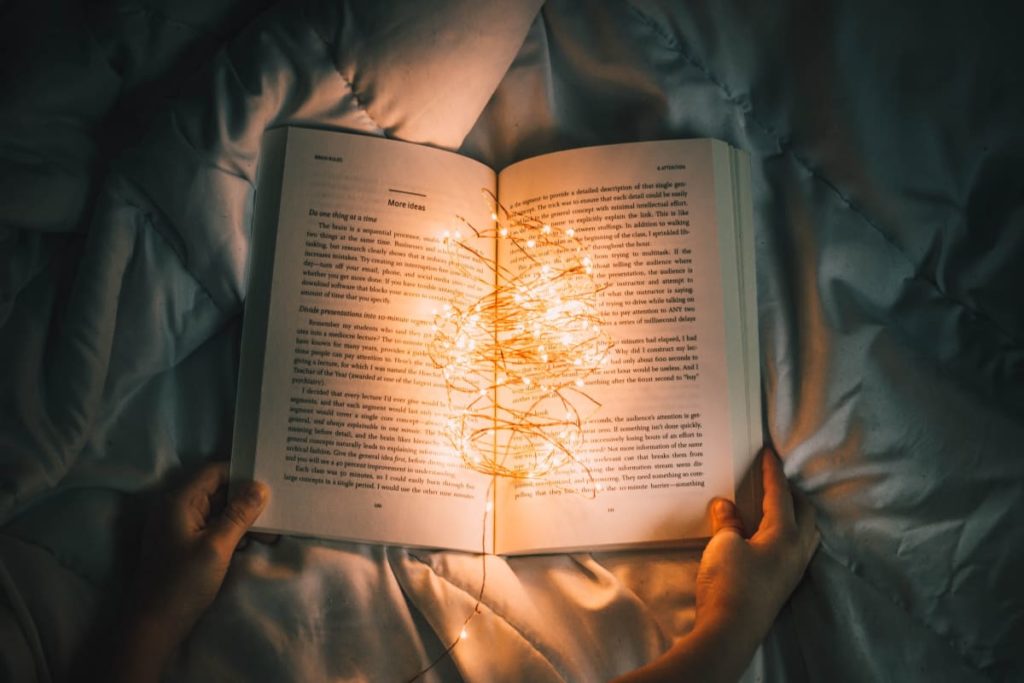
<box><xmin>116</xmin><ymin>462</ymin><xmax>268</xmax><ymax>679</ymax></box>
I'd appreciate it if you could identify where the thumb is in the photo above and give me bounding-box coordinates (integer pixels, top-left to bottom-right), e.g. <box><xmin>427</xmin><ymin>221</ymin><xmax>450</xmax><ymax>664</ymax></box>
<box><xmin>208</xmin><ymin>482</ymin><xmax>269</xmax><ymax>553</ymax></box>
<box><xmin>710</xmin><ymin>497</ymin><xmax>745</xmax><ymax>536</ymax></box>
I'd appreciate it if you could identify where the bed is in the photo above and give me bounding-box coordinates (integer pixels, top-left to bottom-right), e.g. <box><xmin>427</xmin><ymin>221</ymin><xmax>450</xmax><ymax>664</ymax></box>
<box><xmin>1</xmin><ymin>0</ymin><xmax>1022</xmax><ymax>680</ymax></box>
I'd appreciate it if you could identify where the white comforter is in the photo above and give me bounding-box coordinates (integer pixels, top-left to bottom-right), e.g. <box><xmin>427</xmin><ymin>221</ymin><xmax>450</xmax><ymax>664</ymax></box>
<box><xmin>1</xmin><ymin>1</ymin><xmax>1021</xmax><ymax>680</ymax></box>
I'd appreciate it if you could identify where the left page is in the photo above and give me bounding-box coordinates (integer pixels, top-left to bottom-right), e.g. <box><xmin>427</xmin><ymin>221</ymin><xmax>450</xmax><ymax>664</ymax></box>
<box><xmin>232</xmin><ymin>127</ymin><xmax>496</xmax><ymax>552</ymax></box>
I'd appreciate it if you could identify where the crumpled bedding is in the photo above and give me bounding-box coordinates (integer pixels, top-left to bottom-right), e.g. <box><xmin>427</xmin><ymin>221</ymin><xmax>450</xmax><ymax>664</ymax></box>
<box><xmin>1</xmin><ymin>0</ymin><xmax>1022</xmax><ymax>681</ymax></box>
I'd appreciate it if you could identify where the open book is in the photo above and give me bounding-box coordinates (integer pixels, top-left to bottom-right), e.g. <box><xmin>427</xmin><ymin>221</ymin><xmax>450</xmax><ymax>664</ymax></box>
<box><xmin>230</xmin><ymin>127</ymin><xmax>760</xmax><ymax>555</ymax></box>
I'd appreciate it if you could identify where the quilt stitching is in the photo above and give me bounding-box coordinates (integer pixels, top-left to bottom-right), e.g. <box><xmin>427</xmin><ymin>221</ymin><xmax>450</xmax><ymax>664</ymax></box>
<box><xmin>83</xmin><ymin>2</ymin><xmax>210</xmax><ymax>82</ymax></box>
<box><xmin>405</xmin><ymin>551</ymin><xmax>570</xmax><ymax>682</ymax></box>
<box><xmin>622</xmin><ymin>1</ymin><xmax>1022</xmax><ymax>352</ymax></box>
<box><xmin>621</xmin><ymin>3</ymin><xmax>1005</xmax><ymax>675</ymax></box>
<box><xmin>306</xmin><ymin>22</ymin><xmax>389</xmax><ymax>137</ymax></box>
<box><xmin>110</xmin><ymin>174</ymin><xmax>229</xmax><ymax>318</ymax></box>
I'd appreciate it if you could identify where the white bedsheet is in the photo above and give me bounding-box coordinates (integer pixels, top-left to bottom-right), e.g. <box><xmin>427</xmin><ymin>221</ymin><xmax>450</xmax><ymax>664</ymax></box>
<box><xmin>1</xmin><ymin>1</ymin><xmax>1022</xmax><ymax>681</ymax></box>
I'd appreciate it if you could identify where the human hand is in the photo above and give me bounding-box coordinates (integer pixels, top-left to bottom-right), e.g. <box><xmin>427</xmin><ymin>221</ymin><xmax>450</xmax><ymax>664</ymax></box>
<box><xmin>113</xmin><ymin>462</ymin><xmax>268</xmax><ymax>681</ymax></box>
<box><xmin>613</xmin><ymin>448</ymin><xmax>819</xmax><ymax>683</ymax></box>
<box><xmin>694</xmin><ymin>448</ymin><xmax>820</xmax><ymax>656</ymax></box>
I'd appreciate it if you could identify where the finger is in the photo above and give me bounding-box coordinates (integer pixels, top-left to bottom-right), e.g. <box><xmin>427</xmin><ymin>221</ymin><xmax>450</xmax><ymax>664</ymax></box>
<box><xmin>710</xmin><ymin>498</ymin><xmax>745</xmax><ymax>536</ymax></box>
<box><xmin>182</xmin><ymin>462</ymin><xmax>230</xmax><ymax>497</ymax></box>
<box><xmin>169</xmin><ymin>462</ymin><xmax>229</xmax><ymax>532</ymax></box>
<box><xmin>792</xmin><ymin>488</ymin><xmax>821</xmax><ymax>562</ymax></box>
<box><xmin>209</xmin><ymin>485</ymin><xmax>228</xmax><ymax>516</ymax></box>
<box><xmin>758</xmin><ymin>448</ymin><xmax>797</xmax><ymax>535</ymax></box>
<box><xmin>206</xmin><ymin>482</ymin><xmax>270</xmax><ymax>553</ymax></box>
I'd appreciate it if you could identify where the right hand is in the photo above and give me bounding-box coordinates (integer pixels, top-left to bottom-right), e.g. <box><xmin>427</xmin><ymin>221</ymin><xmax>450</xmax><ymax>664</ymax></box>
<box><xmin>695</xmin><ymin>447</ymin><xmax>820</xmax><ymax>648</ymax></box>
<box><xmin>612</xmin><ymin>448</ymin><xmax>819</xmax><ymax>683</ymax></box>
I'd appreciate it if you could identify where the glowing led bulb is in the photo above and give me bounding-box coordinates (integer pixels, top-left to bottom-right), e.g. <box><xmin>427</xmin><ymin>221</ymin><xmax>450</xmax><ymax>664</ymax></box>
<box><xmin>429</xmin><ymin>191</ymin><xmax>614</xmax><ymax>488</ymax></box>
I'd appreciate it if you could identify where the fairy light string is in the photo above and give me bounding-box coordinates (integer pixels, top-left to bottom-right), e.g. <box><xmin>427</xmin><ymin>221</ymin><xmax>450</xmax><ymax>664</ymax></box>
<box><xmin>408</xmin><ymin>191</ymin><xmax>613</xmax><ymax>681</ymax></box>
<box><xmin>404</xmin><ymin>481</ymin><xmax>493</xmax><ymax>683</ymax></box>
<box><xmin>429</xmin><ymin>190</ymin><xmax>614</xmax><ymax>492</ymax></box>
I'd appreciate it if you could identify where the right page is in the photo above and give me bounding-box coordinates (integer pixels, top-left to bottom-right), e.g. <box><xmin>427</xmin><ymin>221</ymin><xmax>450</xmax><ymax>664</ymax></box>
<box><xmin>494</xmin><ymin>139</ymin><xmax>760</xmax><ymax>555</ymax></box>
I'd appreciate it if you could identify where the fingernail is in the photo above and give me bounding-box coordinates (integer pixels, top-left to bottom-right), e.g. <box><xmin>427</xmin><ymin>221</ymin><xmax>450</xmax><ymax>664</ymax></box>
<box><xmin>712</xmin><ymin>499</ymin><xmax>730</xmax><ymax>519</ymax></box>
<box><xmin>245</xmin><ymin>483</ymin><xmax>267</xmax><ymax>507</ymax></box>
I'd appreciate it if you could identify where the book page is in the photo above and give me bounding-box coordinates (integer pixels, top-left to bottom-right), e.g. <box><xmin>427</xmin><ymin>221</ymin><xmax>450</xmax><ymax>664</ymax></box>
<box><xmin>237</xmin><ymin>128</ymin><xmax>496</xmax><ymax>552</ymax></box>
<box><xmin>493</xmin><ymin>140</ymin><xmax>753</xmax><ymax>554</ymax></box>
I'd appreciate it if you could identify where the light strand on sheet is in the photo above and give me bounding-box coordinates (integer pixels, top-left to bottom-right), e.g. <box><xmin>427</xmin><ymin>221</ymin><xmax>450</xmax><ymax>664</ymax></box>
<box><xmin>408</xmin><ymin>192</ymin><xmax>613</xmax><ymax>681</ymax></box>
<box><xmin>429</xmin><ymin>190</ymin><xmax>614</xmax><ymax>496</ymax></box>
<box><xmin>404</xmin><ymin>478</ymin><xmax>494</xmax><ymax>683</ymax></box>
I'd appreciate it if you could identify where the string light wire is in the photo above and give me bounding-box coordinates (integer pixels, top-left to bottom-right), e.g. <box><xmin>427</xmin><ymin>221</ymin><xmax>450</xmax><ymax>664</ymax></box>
<box><xmin>429</xmin><ymin>190</ymin><xmax>614</xmax><ymax>494</ymax></box>
<box><xmin>408</xmin><ymin>192</ymin><xmax>613</xmax><ymax>680</ymax></box>
<box><xmin>405</xmin><ymin>476</ymin><xmax>494</xmax><ymax>683</ymax></box>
